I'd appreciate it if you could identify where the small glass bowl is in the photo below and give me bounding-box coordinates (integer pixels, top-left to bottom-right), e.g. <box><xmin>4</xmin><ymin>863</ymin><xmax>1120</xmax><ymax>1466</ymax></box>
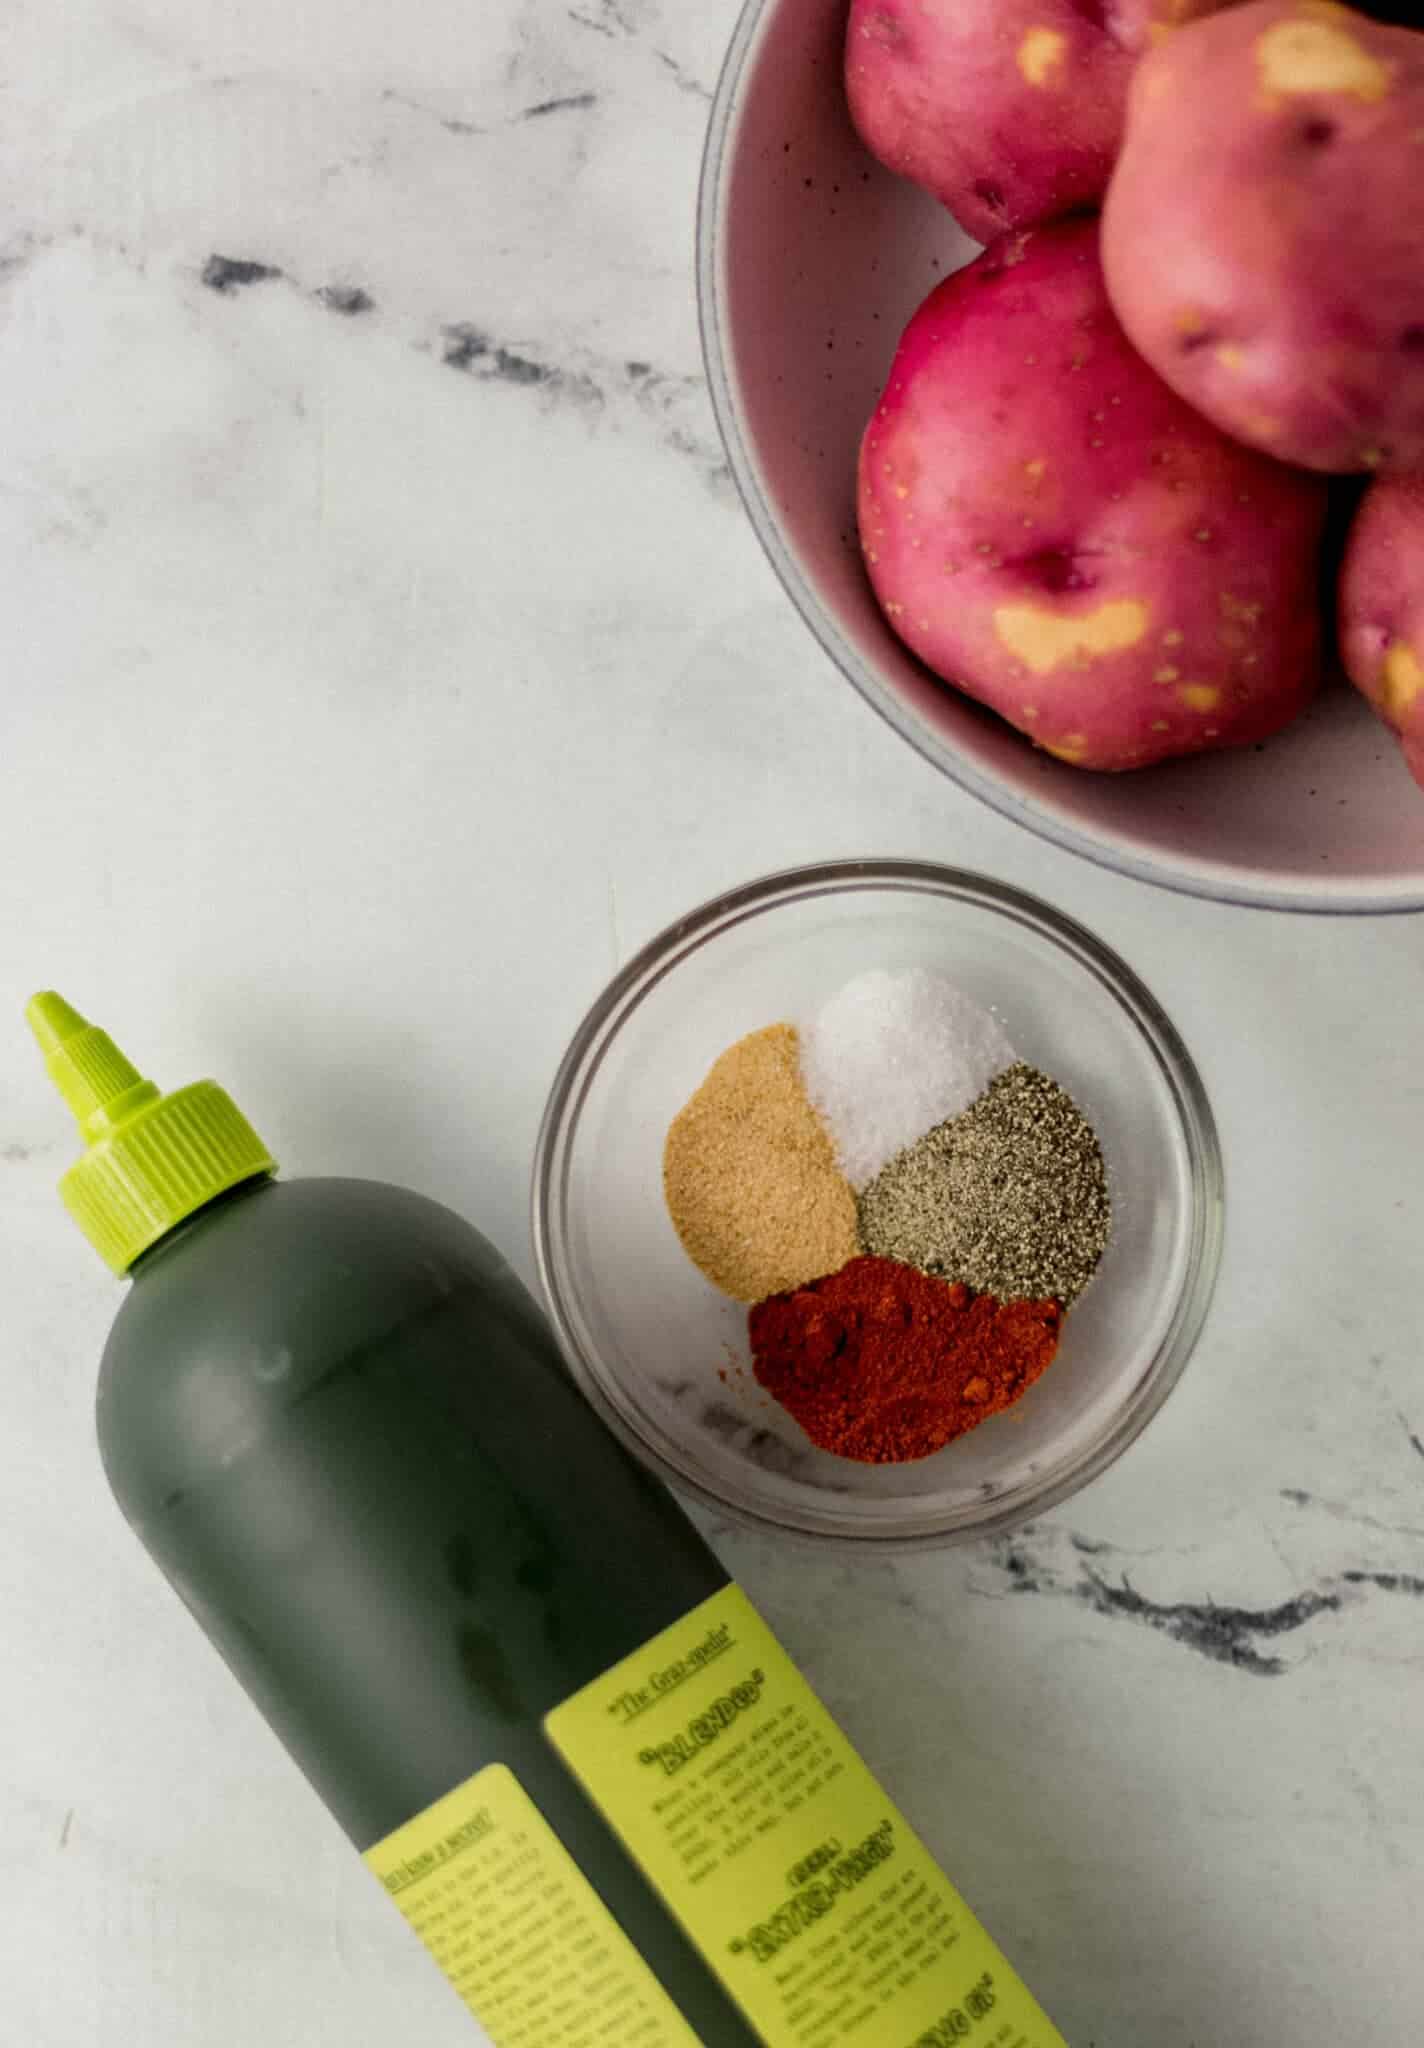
<box><xmin>532</xmin><ymin>861</ymin><xmax>1223</xmax><ymax>1551</ymax></box>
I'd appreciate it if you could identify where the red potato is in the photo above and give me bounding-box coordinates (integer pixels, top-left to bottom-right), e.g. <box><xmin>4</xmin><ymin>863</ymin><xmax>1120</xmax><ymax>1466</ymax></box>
<box><xmin>1102</xmin><ymin>0</ymin><xmax>1424</xmax><ymax>474</ymax></box>
<box><xmin>858</xmin><ymin>219</ymin><xmax>1329</xmax><ymax>770</ymax></box>
<box><xmin>845</xmin><ymin>0</ymin><xmax>1229</xmax><ymax>242</ymax></box>
<box><xmin>1338</xmin><ymin>474</ymin><xmax>1424</xmax><ymax>787</ymax></box>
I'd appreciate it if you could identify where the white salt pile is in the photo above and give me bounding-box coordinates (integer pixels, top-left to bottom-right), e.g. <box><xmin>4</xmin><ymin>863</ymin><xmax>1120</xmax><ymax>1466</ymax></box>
<box><xmin>798</xmin><ymin>969</ymin><xmax>1017</xmax><ymax>1188</ymax></box>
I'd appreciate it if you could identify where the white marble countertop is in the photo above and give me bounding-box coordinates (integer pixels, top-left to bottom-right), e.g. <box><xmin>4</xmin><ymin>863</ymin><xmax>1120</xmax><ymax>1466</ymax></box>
<box><xmin>2</xmin><ymin>4</ymin><xmax>1422</xmax><ymax>2043</ymax></box>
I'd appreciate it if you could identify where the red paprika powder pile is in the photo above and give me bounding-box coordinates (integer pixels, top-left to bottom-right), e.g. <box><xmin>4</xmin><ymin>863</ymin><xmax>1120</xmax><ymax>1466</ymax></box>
<box><xmin>749</xmin><ymin>1256</ymin><xmax>1062</xmax><ymax>1465</ymax></box>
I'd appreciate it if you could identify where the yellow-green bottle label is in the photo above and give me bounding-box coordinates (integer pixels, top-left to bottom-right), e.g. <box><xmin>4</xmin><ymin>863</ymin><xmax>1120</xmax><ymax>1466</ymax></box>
<box><xmin>364</xmin><ymin>1762</ymin><xmax>701</xmax><ymax>2046</ymax></box>
<box><xmin>545</xmin><ymin>1586</ymin><xmax>1065</xmax><ymax>2048</ymax></box>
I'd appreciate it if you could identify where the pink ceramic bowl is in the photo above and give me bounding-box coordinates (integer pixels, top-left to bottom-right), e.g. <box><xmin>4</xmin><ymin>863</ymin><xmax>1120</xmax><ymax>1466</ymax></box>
<box><xmin>697</xmin><ymin>0</ymin><xmax>1424</xmax><ymax>913</ymax></box>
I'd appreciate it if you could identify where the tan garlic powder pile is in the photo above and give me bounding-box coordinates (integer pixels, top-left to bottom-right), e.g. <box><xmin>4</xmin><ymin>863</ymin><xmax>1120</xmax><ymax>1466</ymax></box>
<box><xmin>663</xmin><ymin>1024</ymin><xmax>860</xmax><ymax>1303</ymax></box>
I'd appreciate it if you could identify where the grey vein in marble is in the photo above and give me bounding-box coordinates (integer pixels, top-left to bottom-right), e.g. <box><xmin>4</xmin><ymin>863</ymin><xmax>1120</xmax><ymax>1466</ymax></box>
<box><xmin>1343</xmin><ymin>1569</ymin><xmax>1424</xmax><ymax>1596</ymax></box>
<box><xmin>202</xmin><ymin>255</ymin><xmax>283</xmax><ymax>295</ymax></box>
<box><xmin>1279</xmin><ymin>1486</ymin><xmax>1424</xmax><ymax>1542</ymax></box>
<box><xmin>187</xmin><ymin>238</ymin><xmax>727</xmax><ymax>490</ymax></box>
<box><xmin>317</xmin><ymin>284</ymin><xmax>376</xmax><ymax>316</ymax></box>
<box><xmin>437</xmin><ymin>325</ymin><xmax>725</xmax><ymax>485</ymax></box>
<box><xmin>977</xmin><ymin>1524</ymin><xmax>1424</xmax><ymax>1678</ymax></box>
<box><xmin>567</xmin><ymin>0</ymin><xmax>651</xmax><ymax>37</ymax></box>
<box><xmin>441</xmin><ymin>323</ymin><xmax>594</xmax><ymax>401</ymax></box>
<box><xmin>1076</xmin><ymin>1573</ymin><xmax>1344</xmax><ymax>1679</ymax></box>
<box><xmin>654</xmin><ymin>51</ymin><xmax>713</xmax><ymax>99</ymax></box>
<box><xmin>383</xmin><ymin>87</ymin><xmax>602</xmax><ymax>134</ymax></box>
<box><xmin>520</xmin><ymin>91</ymin><xmax>600</xmax><ymax>119</ymax></box>
<box><xmin>379</xmin><ymin>88</ymin><xmax>486</xmax><ymax>137</ymax></box>
<box><xmin>201</xmin><ymin>253</ymin><xmax>378</xmax><ymax>322</ymax></box>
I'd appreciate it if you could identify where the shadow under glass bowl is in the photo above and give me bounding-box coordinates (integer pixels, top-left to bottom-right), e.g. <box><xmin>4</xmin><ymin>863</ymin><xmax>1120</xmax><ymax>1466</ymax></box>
<box><xmin>532</xmin><ymin>861</ymin><xmax>1224</xmax><ymax>1551</ymax></box>
<box><xmin>697</xmin><ymin>0</ymin><xmax>1424</xmax><ymax>914</ymax></box>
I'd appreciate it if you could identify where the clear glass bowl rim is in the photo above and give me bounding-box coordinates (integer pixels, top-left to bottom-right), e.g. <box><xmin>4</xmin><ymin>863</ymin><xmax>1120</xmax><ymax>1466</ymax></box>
<box><xmin>531</xmin><ymin>858</ymin><xmax>1226</xmax><ymax>1552</ymax></box>
<box><xmin>695</xmin><ymin>0</ymin><xmax>1424</xmax><ymax>917</ymax></box>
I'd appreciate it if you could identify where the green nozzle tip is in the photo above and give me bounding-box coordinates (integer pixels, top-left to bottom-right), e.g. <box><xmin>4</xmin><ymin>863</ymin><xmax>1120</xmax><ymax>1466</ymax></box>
<box><xmin>26</xmin><ymin>992</ymin><xmax>276</xmax><ymax>1273</ymax></box>
<box><xmin>25</xmin><ymin>990</ymin><xmax>151</xmax><ymax>1139</ymax></box>
<box><xmin>25</xmin><ymin>991</ymin><xmax>89</xmax><ymax>1056</ymax></box>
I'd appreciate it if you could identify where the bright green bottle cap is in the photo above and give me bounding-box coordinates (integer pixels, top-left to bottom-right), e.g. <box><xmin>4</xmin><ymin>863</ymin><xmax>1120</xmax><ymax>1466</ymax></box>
<box><xmin>26</xmin><ymin>992</ymin><xmax>277</xmax><ymax>1273</ymax></box>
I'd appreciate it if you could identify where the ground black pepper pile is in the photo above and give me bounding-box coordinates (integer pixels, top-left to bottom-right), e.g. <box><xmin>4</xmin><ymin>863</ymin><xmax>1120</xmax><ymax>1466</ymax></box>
<box><xmin>856</xmin><ymin>1062</ymin><xmax>1110</xmax><ymax>1305</ymax></box>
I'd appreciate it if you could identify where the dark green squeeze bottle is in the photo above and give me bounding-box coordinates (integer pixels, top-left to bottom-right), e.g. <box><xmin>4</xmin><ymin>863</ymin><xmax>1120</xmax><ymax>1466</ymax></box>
<box><xmin>29</xmin><ymin>995</ymin><xmax>1066</xmax><ymax>2048</ymax></box>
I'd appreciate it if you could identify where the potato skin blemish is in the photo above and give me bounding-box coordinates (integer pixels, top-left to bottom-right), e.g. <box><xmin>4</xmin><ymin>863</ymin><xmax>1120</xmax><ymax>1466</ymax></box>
<box><xmin>1255</xmin><ymin>16</ymin><xmax>1392</xmax><ymax>103</ymax></box>
<box><xmin>1178</xmin><ymin>681</ymin><xmax>1222</xmax><ymax>711</ymax></box>
<box><xmin>1017</xmin><ymin>26</ymin><xmax>1068</xmax><ymax>86</ymax></box>
<box><xmin>994</xmin><ymin>598</ymin><xmax>1150</xmax><ymax>674</ymax></box>
<box><xmin>1380</xmin><ymin>640</ymin><xmax>1423</xmax><ymax>722</ymax></box>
